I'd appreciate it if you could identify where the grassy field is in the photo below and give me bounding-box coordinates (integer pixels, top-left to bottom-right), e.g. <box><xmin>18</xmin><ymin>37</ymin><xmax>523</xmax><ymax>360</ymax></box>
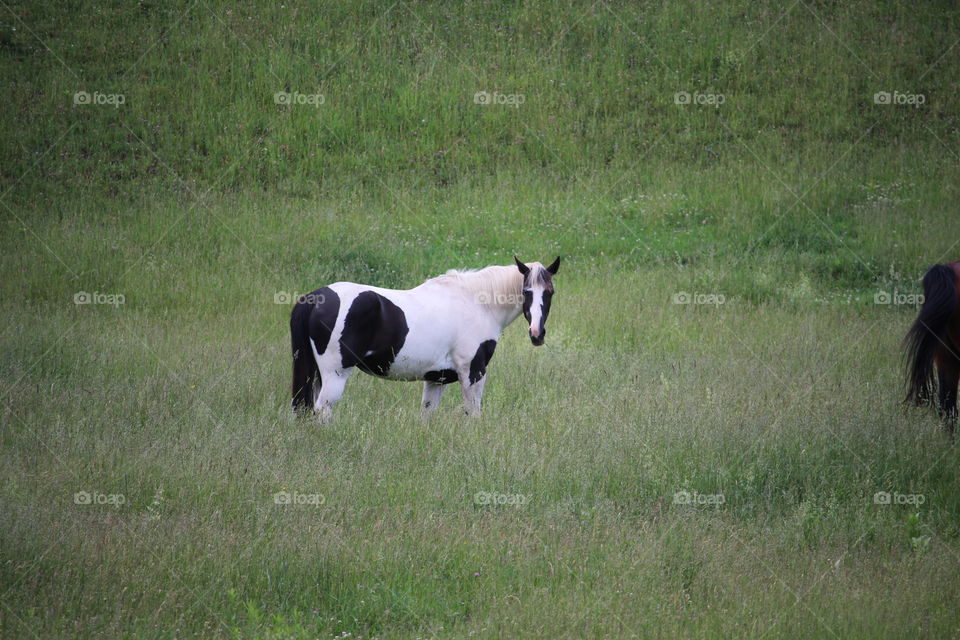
<box><xmin>3</xmin><ymin>1</ymin><xmax>960</xmax><ymax>638</ymax></box>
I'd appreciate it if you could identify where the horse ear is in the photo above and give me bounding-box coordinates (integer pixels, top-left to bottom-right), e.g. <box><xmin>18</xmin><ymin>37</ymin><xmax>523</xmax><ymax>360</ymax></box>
<box><xmin>546</xmin><ymin>256</ymin><xmax>560</xmax><ymax>275</ymax></box>
<box><xmin>514</xmin><ymin>256</ymin><xmax>530</xmax><ymax>276</ymax></box>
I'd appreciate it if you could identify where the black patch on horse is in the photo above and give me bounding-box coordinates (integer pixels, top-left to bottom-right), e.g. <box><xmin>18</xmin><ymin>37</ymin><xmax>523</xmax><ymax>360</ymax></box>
<box><xmin>306</xmin><ymin>287</ymin><xmax>339</xmax><ymax>355</ymax></box>
<box><xmin>469</xmin><ymin>339</ymin><xmax>497</xmax><ymax>385</ymax></box>
<box><xmin>291</xmin><ymin>287</ymin><xmax>339</xmax><ymax>411</ymax></box>
<box><xmin>424</xmin><ymin>369</ymin><xmax>459</xmax><ymax>384</ymax></box>
<box><xmin>339</xmin><ymin>290</ymin><xmax>409</xmax><ymax>376</ymax></box>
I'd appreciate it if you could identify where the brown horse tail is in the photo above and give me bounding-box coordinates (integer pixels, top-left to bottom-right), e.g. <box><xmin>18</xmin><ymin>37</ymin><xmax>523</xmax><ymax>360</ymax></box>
<box><xmin>904</xmin><ymin>264</ymin><xmax>959</xmax><ymax>405</ymax></box>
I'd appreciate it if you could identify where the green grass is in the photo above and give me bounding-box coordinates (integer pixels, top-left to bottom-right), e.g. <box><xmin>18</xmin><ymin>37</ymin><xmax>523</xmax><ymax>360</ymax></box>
<box><xmin>3</xmin><ymin>0</ymin><xmax>960</xmax><ymax>638</ymax></box>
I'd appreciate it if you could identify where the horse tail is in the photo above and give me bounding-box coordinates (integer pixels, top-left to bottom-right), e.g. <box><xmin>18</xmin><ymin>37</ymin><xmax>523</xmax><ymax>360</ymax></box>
<box><xmin>290</xmin><ymin>297</ymin><xmax>320</xmax><ymax>412</ymax></box>
<box><xmin>904</xmin><ymin>264</ymin><xmax>958</xmax><ymax>405</ymax></box>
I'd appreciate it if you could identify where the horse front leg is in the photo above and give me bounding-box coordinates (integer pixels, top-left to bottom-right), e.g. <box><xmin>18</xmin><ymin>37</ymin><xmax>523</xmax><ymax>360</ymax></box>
<box><xmin>459</xmin><ymin>374</ymin><xmax>486</xmax><ymax>417</ymax></box>
<box><xmin>456</xmin><ymin>339</ymin><xmax>497</xmax><ymax>417</ymax></box>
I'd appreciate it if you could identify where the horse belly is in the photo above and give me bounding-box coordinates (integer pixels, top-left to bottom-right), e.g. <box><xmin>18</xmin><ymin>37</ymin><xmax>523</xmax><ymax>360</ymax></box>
<box><xmin>384</xmin><ymin>349</ymin><xmax>454</xmax><ymax>381</ymax></box>
<box><xmin>385</xmin><ymin>312</ymin><xmax>457</xmax><ymax>381</ymax></box>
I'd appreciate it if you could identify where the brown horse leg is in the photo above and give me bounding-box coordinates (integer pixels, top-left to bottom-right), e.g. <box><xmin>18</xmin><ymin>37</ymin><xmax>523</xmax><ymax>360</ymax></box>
<box><xmin>944</xmin><ymin>262</ymin><xmax>960</xmax><ymax>432</ymax></box>
<box><xmin>936</xmin><ymin>352</ymin><xmax>959</xmax><ymax>432</ymax></box>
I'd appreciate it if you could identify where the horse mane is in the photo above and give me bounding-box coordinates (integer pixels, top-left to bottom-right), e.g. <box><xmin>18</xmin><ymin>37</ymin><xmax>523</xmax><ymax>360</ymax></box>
<box><xmin>426</xmin><ymin>264</ymin><xmax>525</xmax><ymax>300</ymax></box>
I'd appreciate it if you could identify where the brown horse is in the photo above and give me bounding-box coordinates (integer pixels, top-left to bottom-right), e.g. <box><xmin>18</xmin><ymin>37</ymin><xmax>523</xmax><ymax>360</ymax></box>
<box><xmin>904</xmin><ymin>261</ymin><xmax>960</xmax><ymax>429</ymax></box>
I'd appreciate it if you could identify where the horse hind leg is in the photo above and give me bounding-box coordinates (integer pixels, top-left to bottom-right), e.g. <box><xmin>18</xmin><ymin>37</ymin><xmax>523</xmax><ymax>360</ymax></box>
<box><xmin>291</xmin><ymin>348</ymin><xmax>319</xmax><ymax>414</ymax></box>
<box><xmin>314</xmin><ymin>367</ymin><xmax>353</xmax><ymax>421</ymax></box>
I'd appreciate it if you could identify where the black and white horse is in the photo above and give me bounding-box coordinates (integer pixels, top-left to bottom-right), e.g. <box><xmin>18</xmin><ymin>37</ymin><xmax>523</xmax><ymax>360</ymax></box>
<box><xmin>290</xmin><ymin>257</ymin><xmax>560</xmax><ymax>419</ymax></box>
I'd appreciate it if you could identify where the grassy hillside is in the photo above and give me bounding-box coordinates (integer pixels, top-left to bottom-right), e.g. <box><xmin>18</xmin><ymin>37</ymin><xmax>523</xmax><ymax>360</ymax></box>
<box><xmin>3</xmin><ymin>1</ymin><xmax>960</xmax><ymax>286</ymax></box>
<box><xmin>2</xmin><ymin>1</ymin><xmax>960</xmax><ymax>638</ymax></box>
